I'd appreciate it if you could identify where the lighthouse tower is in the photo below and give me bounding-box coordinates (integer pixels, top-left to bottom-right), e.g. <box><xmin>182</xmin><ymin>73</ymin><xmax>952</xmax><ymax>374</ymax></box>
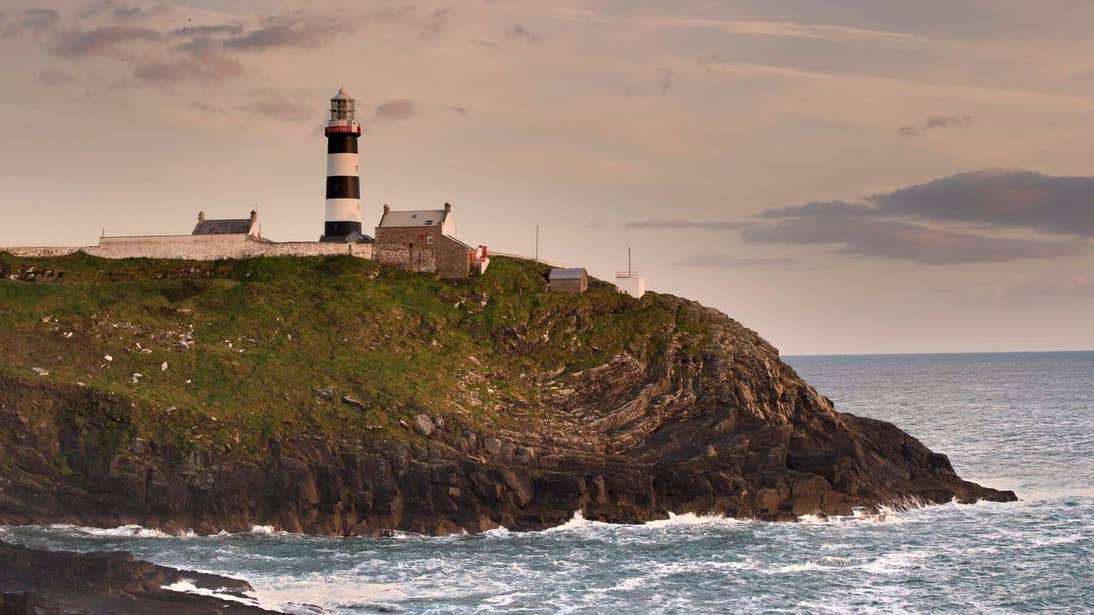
<box><xmin>320</xmin><ymin>88</ymin><xmax>365</xmax><ymax>242</ymax></box>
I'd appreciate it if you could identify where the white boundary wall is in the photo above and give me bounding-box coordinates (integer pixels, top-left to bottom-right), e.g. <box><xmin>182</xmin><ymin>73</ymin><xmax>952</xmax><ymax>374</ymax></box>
<box><xmin>1</xmin><ymin>235</ymin><xmax>373</xmax><ymax>261</ymax></box>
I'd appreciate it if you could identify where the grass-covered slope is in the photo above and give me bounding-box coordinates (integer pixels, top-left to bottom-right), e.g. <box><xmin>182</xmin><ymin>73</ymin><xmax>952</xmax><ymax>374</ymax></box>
<box><xmin>0</xmin><ymin>253</ymin><xmax>692</xmax><ymax>455</ymax></box>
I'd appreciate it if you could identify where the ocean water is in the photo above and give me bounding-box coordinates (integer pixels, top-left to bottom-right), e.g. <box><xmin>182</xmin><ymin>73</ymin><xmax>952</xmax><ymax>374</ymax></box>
<box><xmin>2</xmin><ymin>352</ymin><xmax>1092</xmax><ymax>614</ymax></box>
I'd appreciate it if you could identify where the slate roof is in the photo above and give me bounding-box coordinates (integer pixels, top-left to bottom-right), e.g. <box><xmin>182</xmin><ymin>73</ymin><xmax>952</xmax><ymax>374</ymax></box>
<box><xmin>192</xmin><ymin>219</ymin><xmax>254</xmax><ymax>235</ymax></box>
<box><xmin>378</xmin><ymin>209</ymin><xmax>447</xmax><ymax>228</ymax></box>
<box><xmin>549</xmin><ymin>268</ymin><xmax>587</xmax><ymax>281</ymax></box>
<box><xmin>444</xmin><ymin>234</ymin><xmax>474</xmax><ymax>250</ymax></box>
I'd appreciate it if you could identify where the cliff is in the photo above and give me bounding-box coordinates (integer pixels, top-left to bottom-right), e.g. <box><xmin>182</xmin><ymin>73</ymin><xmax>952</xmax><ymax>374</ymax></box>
<box><xmin>0</xmin><ymin>252</ymin><xmax>1015</xmax><ymax>535</ymax></box>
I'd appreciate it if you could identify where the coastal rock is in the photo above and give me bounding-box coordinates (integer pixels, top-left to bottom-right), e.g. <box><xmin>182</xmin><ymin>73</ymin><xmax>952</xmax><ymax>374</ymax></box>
<box><xmin>413</xmin><ymin>414</ymin><xmax>435</xmax><ymax>437</ymax></box>
<box><xmin>0</xmin><ymin>541</ymin><xmax>275</xmax><ymax>614</ymax></box>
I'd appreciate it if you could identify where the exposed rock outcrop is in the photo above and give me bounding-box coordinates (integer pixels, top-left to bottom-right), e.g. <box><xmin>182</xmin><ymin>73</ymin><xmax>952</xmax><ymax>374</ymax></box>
<box><xmin>0</xmin><ymin>541</ymin><xmax>275</xmax><ymax>614</ymax></box>
<box><xmin>0</xmin><ymin>294</ymin><xmax>1015</xmax><ymax>536</ymax></box>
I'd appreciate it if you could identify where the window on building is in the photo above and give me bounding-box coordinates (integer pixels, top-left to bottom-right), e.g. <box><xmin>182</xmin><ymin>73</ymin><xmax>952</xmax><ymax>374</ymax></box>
<box><xmin>427</xmin><ymin>235</ymin><xmax>434</xmax><ymax>244</ymax></box>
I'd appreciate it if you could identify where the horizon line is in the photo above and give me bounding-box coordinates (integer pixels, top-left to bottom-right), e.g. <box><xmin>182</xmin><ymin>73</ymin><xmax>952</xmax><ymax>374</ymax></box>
<box><xmin>784</xmin><ymin>349</ymin><xmax>1094</xmax><ymax>358</ymax></box>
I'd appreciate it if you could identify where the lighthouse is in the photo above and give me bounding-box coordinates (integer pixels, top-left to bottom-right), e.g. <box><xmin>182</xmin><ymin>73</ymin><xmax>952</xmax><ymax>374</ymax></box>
<box><xmin>320</xmin><ymin>88</ymin><xmax>366</xmax><ymax>242</ymax></box>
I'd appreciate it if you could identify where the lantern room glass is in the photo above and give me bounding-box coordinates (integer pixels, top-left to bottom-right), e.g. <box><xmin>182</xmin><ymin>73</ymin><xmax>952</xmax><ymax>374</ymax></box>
<box><xmin>330</xmin><ymin>99</ymin><xmax>355</xmax><ymax>122</ymax></box>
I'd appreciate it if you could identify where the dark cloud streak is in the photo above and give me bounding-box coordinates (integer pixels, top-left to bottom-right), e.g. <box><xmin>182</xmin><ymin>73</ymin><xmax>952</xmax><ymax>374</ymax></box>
<box><xmin>741</xmin><ymin>216</ymin><xmax>1082</xmax><ymax>264</ymax></box>
<box><xmin>374</xmin><ymin>99</ymin><xmax>418</xmax><ymax>121</ymax></box>
<box><xmin>222</xmin><ymin>14</ymin><xmax>355</xmax><ymax>52</ymax></box>
<box><xmin>897</xmin><ymin>114</ymin><xmax>972</xmax><ymax>137</ymax></box>
<box><xmin>4</xmin><ymin>8</ymin><xmax>59</xmax><ymax>38</ymax></box>
<box><xmin>506</xmin><ymin>24</ymin><xmax>541</xmax><ymax>44</ymax></box>
<box><xmin>868</xmin><ymin>169</ymin><xmax>1094</xmax><ymax>236</ymax></box>
<box><xmin>52</xmin><ymin>25</ymin><xmax>160</xmax><ymax>56</ymax></box>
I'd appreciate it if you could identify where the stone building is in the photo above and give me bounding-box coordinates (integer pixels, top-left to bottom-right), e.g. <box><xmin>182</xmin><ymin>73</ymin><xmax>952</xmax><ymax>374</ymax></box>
<box><xmin>373</xmin><ymin>203</ymin><xmax>488</xmax><ymax>279</ymax></box>
<box><xmin>548</xmin><ymin>268</ymin><xmax>589</xmax><ymax>293</ymax></box>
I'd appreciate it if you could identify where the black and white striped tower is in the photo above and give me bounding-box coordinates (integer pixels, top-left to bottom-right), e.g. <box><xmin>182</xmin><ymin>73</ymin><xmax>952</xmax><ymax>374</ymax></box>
<box><xmin>320</xmin><ymin>87</ymin><xmax>364</xmax><ymax>242</ymax></box>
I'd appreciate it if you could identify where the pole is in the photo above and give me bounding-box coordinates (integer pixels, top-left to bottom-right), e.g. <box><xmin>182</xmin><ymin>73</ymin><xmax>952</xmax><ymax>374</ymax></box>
<box><xmin>628</xmin><ymin>246</ymin><xmax>632</xmax><ymax>276</ymax></box>
<box><xmin>535</xmin><ymin>224</ymin><xmax>539</xmax><ymax>263</ymax></box>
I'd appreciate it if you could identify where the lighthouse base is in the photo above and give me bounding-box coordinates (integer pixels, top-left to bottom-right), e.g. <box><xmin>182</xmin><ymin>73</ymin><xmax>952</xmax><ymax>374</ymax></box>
<box><xmin>320</xmin><ymin>221</ymin><xmax>372</xmax><ymax>243</ymax></box>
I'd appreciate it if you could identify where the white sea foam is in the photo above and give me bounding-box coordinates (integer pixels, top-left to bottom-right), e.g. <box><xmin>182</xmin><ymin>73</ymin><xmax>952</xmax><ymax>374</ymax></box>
<box><xmin>641</xmin><ymin>511</ymin><xmax>748</xmax><ymax>528</ymax></box>
<box><xmin>859</xmin><ymin>550</ymin><xmax>928</xmax><ymax>575</ymax></box>
<box><xmin>162</xmin><ymin>579</ymin><xmax>262</xmax><ymax>607</ymax></box>
<box><xmin>248</xmin><ymin>576</ymin><xmax>410</xmax><ymax>613</ymax></box>
<box><xmin>543</xmin><ymin>510</ymin><xmax>610</xmax><ymax>532</ymax></box>
<box><xmin>46</xmin><ymin>523</ymin><xmax>196</xmax><ymax>538</ymax></box>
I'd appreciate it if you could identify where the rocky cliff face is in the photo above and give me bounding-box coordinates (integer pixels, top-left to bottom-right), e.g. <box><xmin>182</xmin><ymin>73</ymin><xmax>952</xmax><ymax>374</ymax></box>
<box><xmin>0</xmin><ymin>276</ymin><xmax>1015</xmax><ymax>535</ymax></box>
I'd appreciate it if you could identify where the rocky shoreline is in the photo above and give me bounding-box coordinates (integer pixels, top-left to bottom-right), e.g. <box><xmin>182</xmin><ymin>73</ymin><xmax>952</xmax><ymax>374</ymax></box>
<box><xmin>0</xmin><ymin>294</ymin><xmax>1016</xmax><ymax>536</ymax></box>
<box><xmin>0</xmin><ymin>541</ymin><xmax>276</xmax><ymax>614</ymax></box>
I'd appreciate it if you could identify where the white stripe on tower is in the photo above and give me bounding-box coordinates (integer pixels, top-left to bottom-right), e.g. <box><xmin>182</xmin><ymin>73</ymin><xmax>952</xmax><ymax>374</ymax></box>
<box><xmin>326</xmin><ymin>153</ymin><xmax>358</xmax><ymax>177</ymax></box>
<box><xmin>325</xmin><ymin>199</ymin><xmax>359</xmax><ymax>221</ymax></box>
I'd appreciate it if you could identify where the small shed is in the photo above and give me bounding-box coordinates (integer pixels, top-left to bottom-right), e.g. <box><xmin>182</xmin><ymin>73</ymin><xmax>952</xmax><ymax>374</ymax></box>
<box><xmin>549</xmin><ymin>268</ymin><xmax>589</xmax><ymax>293</ymax></box>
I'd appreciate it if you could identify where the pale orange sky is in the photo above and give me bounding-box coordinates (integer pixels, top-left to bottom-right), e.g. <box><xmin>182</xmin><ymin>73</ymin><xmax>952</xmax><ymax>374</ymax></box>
<box><xmin>1</xmin><ymin>0</ymin><xmax>1093</xmax><ymax>354</ymax></box>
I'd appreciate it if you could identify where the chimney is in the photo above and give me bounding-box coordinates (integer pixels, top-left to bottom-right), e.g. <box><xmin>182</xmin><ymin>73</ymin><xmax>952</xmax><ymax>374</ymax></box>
<box><xmin>444</xmin><ymin>202</ymin><xmax>452</xmax><ymax>213</ymax></box>
<box><xmin>383</xmin><ymin>203</ymin><xmax>390</xmax><ymax>215</ymax></box>
<box><xmin>197</xmin><ymin>211</ymin><xmax>205</xmax><ymax>223</ymax></box>
<box><xmin>250</xmin><ymin>209</ymin><xmax>258</xmax><ymax>222</ymax></box>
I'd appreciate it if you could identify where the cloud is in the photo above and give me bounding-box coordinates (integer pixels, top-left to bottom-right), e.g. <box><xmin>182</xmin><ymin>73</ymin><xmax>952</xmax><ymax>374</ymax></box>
<box><xmin>737</xmin><ymin>169</ymin><xmax>1094</xmax><ymax>264</ymax></box>
<box><xmin>374</xmin><ymin>99</ymin><xmax>417</xmax><ymax>121</ymax></box>
<box><xmin>173</xmin><ymin>23</ymin><xmax>244</xmax><ymax>39</ymax></box>
<box><xmin>188</xmin><ymin>101</ymin><xmax>229</xmax><ymax>114</ymax></box>
<box><xmin>236</xmin><ymin>96</ymin><xmax>314</xmax><ymax>122</ymax></box>
<box><xmin>449</xmin><ymin>106</ymin><xmax>468</xmax><ymax>117</ymax></box>
<box><xmin>647</xmin><ymin>18</ymin><xmax>930</xmax><ymax>46</ymax></box>
<box><xmin>897</xmin><ymin>114</ymin><xmax>973</xmax><ymax>137</ymax></box>
<box><xmin>38</xmin><ymin>67</ymin><xmax>75</xmax><ymax>86</ymax></box>
<box><xmin>675</xmin><ymin>254</ymin><xmax>797</xmax><ymax>268</ymax></box>
<box><xmin>223</xmin><ymin>14</ymin><xmax>354</xmax><ymax>52</ymax></box>
<box><xmin>76</xmin><ymin>0</ymin><xmax>167</xmax><ymax>21</ymax></box>
<box><xmin>624</xmin><ymin>219</ymin><xmax>750</xmax><ymax>230</ymax></box>
<box><xmin>867</xmin><ymin>169</ymin><xmax>1094</xmax><ymax>236</ymax></box>
<box><xmin>741</xmin><ymin>216</ymin><xmax>1082</xmax><ymax>264</ymax></box>
<box><xmin>52</xmin><ymin>25</ymin><xmax>160</xmax><ymax>56</ymax></box>
<box><xmin>421</xmin><ymin>7</ymin><xmax>453</xmax><ymax>38</ymax></box>
<box><xmin>506</xmin><ymin>24</ymin><xmax>541</xmax><ymax>44</ymax></box>
<box><xmin>4</xmin><ymin>8</ymin><xmax>59</xmax><ymax>38</ymax></box>
<box><xmin>133</xmin><ymin>51</ymin><xmax>243</xmax><ymax>84</ymax></box>
<box><xmin>758</xmin><ymin>200</ymin><xmax>875</xmax><ymax>219</ymax></box>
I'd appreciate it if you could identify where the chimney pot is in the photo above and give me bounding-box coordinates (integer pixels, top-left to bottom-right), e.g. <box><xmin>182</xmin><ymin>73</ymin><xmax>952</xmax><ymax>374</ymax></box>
<box><xmin>250</xmin><ymin>209</ymin><xmax>258</xmax><ymax>221</ymax></box>
<box><xmin>444</xmin><ymin>202</ymin><xmax>452</xmax><ymax>213</ymax></box>
<box><xmin>198</xmin><ymin>211</ymin><xmax>205</xmax><ymax>223</ymax></box>
<box><xmin>383</xmin><ymin>204</ymin><xmax>390</xmax><ymax>214</ymax></box>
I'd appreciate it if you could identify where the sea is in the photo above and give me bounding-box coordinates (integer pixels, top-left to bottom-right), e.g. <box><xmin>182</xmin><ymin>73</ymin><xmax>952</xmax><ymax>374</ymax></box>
<box><xmin>2</xmin><ymin>351</ymin><xmax>1091</xmax><ymax>614</ymax></box>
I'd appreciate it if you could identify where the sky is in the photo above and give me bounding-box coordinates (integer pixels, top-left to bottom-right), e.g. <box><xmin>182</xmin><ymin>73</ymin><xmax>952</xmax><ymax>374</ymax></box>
<box><xmin>1</xmin><ymin>0</ymin><xmax>1092</xmax><ymax>355</ymax></box>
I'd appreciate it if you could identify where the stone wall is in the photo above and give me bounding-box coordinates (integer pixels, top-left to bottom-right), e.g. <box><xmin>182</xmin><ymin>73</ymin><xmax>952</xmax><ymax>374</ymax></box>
<box><xmin>2</xmin><ymin>236</ymin><xmax>373</xmax><ymax>261</ymax></box>
<box><xmin>0</xmin><ymin>246</ymin><xmax>85</xmax><ymax>258</ymax></box>
<box><xmin>373</xmin><ymin>226</ymin><xmax>473</xmax><ymax>278</ymax></box>
<box><xmin>436</xmin><ymin>235</ymin><xmax>472</xmax><ymax>279</ymax></box>
<box><xmin>374</xmin><ymin>226</ymin><xmax>439</xmax><ymax>273</ymax></box>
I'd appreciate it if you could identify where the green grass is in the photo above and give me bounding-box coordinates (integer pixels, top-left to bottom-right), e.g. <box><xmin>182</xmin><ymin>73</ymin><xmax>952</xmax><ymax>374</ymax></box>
<box><xmin>0</xmin><ymin>252</ymin><xmax>697</xmax><ymax>456</ymax></box>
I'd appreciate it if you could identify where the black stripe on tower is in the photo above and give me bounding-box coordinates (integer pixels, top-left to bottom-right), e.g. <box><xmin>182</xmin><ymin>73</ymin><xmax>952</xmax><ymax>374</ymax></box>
<box><xmin>327</xmin><ymin>134</ymin><xmax>359</xmax><ymax>154</ymax></box>
<box><xmin>325</xmin><ymin>221</ymin><xmax>363</xmax><ymax>236</ymax></box>
<box><xmin>325</xmin><ymin>176</ymin><xmax>360</xmax><ymax>199</ymax></box>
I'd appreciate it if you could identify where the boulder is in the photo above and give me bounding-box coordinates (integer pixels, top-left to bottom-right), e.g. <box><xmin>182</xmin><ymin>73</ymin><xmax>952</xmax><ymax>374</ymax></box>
<box><xmin>413</xmin><ymin>414</ymin><xmax>435</xmax><ymax>437</ymax></box>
